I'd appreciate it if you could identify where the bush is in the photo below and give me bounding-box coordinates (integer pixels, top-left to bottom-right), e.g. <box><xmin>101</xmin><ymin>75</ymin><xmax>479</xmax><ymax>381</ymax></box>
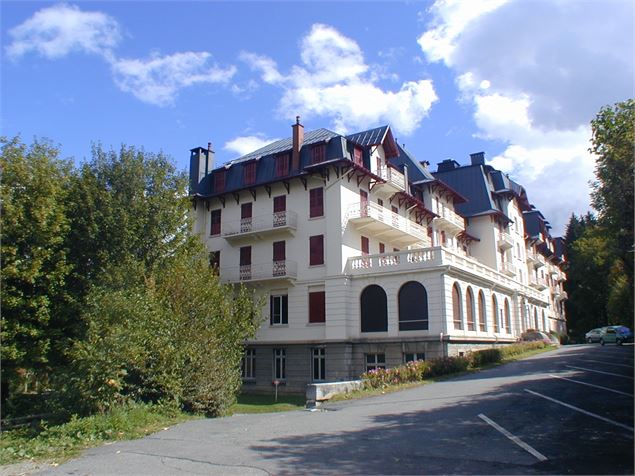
<box><xmin>361</xmin><ymin>342</ymin><xmax>549</xmax><ymax>389</ymax></box>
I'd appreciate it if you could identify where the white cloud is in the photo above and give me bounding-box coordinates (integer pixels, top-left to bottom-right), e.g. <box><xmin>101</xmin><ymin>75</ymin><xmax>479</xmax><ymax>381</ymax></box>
<box><xmin>242</xmin><ymin>23</ymin><xmax>438</xmax><ymax>135</ymax></box>
<box><xmin>6</xmin><ymin>3</ymin><xmax>120</xmax><ymax>60</ymax></box>
<box><xmin>111</xmin><ymin>52</ymin><xmax>236</xmax><ymax>106</ymax></box>
<box><xmin>224</xmin><ymin>135</ymin><xmax>281</xmax><ymax>157</ymax></box>
<box><xmin>418</xmin><ymin>0</ymin><xmax>634</xmax><ymax>234</ymax></box>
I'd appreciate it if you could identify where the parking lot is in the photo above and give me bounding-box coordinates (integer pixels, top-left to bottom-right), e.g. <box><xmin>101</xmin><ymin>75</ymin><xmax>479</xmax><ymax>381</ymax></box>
<box><xmin>41</xmin><ymin>344</ymin><xmax>634</xmax><ymax>475</ymax></box>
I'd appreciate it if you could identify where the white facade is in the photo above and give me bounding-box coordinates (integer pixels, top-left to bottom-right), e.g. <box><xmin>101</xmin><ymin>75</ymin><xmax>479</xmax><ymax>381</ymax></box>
<box><xmin>190</xmin><ymin>124</ymin><xmax>567</xmax><ymax>392</ymax></box>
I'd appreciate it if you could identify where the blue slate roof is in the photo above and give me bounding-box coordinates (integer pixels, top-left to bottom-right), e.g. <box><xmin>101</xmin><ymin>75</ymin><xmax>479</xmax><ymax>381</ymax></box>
<box><xmin>523</xmin><ymin>210</ymin><xmax>548</xmax><ymax>239</ymax></box>
<box><xmin>433</xmin><ymin>164</ymin><xmax>501</xmax><ymax>218</ymax></box>
<box><xmin>346</xmin><ymin>125</ymin><xmax>389</xmax><ymax>147</ymax></box>
<box><xmin>392</xmin><ymin>144</ymin><xmax>435</xmax><ymax>182</ymax></box>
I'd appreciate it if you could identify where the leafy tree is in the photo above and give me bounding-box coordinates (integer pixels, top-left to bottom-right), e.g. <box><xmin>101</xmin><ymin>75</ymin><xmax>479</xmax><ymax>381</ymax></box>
<box><xmin>590</xmin><ymin>99</ymin><xmax>634</xmax><ymax>311</ymax></box>
<box><xmin>69</xmin><ymin>254</ymin><xmax>263</xmax><ymax>416</ymax></box>
<box><xmin>0</xmin><ymin>137</ymin><xmax>72</xmax><ymax>398</ymax></box>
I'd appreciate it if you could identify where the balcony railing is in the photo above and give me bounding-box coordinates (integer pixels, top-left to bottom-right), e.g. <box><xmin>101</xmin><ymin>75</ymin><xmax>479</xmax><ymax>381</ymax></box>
<box><xmin>434</xmin><ymin>207</ymin><xmax>465</xmax><ymax>232</ymax></box>
<box><xmin>533</xmin><ymin>254</ymin><xmax>546</xmax><ymax>268</ymax></box>
<box><xmin>346</xmin><ymin>201</ymin><xmax>429</xmax><ymax>247</ymax></box>
<box><xmin>222</xmin><ymin>211</ymin><xmax>297</xmax><ymax>241</ymax></box>
<box><xmin>221</xmin><ymin>260</ymin><xmax>297</xmax><ymax>283</ymax></box>
<box><xmin>344</xmin><ymin>246</ymin><xmax>548</xmax><ymax>303</ymax></box>
<box><xmin>499</xmin><ymin>261</ymin><xmax>516</xmax><ymax>276</ymax></box>
<box><xmin>498</xmin><ymin>231</ymin><xmax>513</xmax><ymax>250</ymax></box>
<box><xmin>529</xmin><ymin>276</ymin><xmax>548</xmax><ymax>290</ymax></box>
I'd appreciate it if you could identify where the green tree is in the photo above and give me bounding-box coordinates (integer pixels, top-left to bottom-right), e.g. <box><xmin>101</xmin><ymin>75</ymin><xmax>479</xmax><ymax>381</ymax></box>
<box><xmin>0</xmin><ymin>137</ymin><xmax>72</xmax><ymax>397</ymax></box>
<box><xmin>70</xmin><ymin>254</ymin><xmax>263</xmax><ymax>416</ymax></box>
<box><xmin>590</xmin><ymin>99</ymin><xmax>634</xmax><ymax>312</ymax></box>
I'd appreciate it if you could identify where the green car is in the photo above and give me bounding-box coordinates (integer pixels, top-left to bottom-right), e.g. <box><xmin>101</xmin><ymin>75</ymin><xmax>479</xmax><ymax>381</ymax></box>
<box><xmin>600</xmin><ymin>326</ymin><xmax>634</xmax><ymax>345</ymax></box>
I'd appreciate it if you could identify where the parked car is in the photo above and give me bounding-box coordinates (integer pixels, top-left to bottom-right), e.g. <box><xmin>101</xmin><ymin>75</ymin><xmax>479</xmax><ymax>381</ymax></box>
<box><xmin>600</xmin><ymin>326</ymin><xmax>634</xmax><ymax>345</ymax></box>
<box><xmin>585</xmin><ymin>328</ymin><xmax>603</xmax><ymax>343</ymax></box>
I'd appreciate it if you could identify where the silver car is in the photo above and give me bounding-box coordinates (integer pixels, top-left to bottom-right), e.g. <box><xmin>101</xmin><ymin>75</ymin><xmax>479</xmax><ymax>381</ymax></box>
<box><xmin>585</xmin><ymin>328</ymin><xmax>603</xmax><ymax>343</ymax></box>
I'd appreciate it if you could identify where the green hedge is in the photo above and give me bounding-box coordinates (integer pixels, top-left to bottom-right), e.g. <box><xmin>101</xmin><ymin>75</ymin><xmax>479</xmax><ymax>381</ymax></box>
<box><xmin>361</xmin><ymin>341</ymin><xmax>549</xmax><ymax>389</ymax></box>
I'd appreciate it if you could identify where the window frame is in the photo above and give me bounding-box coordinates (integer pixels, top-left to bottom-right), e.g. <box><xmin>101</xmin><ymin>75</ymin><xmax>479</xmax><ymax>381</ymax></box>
<box><xmin>270</xmin><ymin>294</ymin><xmax>288</xmax><ymax>326</ymax></box>
<box><xmin>241</xmin><ymin>348</ymin><xmax>256</xmax><ymax>381</ymax></box>
<box><xmin>210</xmin><ymin>209</ymin><xmax>221</xmax><ymax>236</ymax></box>
<box><xmin>365</xmin><ymin>353</ymin><xmax>386</xmax><ymax>372</ymax></box>
<box><xmin>309</xmin><ymin>187</ymin><xmax>324</xmax><ymax>218</ymax></box>
<box><xmin>273</xmin><ymin>348</ymin><xmax>286</xmax><ymax>381</ymax></box>
<box><xmin>243</xmin><ymin>161</ymin><xmax>257</xmax><ymax>185</ymax></box>
<box><xmin>309</xmin><ymin>234</ymin><xmax>324</xmax><ymax>266</ymax></box>
<box><xmin>403</xmin><ymin>352</ymin><xmax>426</xmax><ymax>363</ymax></box>
<box><xmin>311</xmin><ymin>347</ymin><xmax>326</xmax><ymax>381</ymax></box>
<box><xmin>308</xmin><ymin>290</ymin><xmax>326</xmax><ymax>324</ymax></box>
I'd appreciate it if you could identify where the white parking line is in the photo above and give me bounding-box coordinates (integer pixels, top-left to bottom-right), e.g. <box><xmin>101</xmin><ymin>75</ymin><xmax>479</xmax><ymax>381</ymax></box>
<box><xmin>549</xmin><ymin>374</ymin><xmax>634</xmax><ymax>397</ymax></box>
<box><xmin>566</xmin><ymin>365</ymin><xmax>634</xmax><ymax>379</ymax></box>
<box><xmin>478</xmin><ymin>413</ymin><xmax>548</xmax><ymax>461</ymax></box>
<box><xmin>579</xmin><ymin>359</ymin><xmax>634</xmax><ymax>368</ymax></box>
<box><xmin>524</xmin><ymin>389</ymin><xmax>634</xmax><ymax>437</ymax></box>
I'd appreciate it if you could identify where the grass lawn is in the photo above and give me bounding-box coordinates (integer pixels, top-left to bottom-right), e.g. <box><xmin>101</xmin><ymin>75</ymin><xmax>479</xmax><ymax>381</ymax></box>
<box><xmin>229</xmin><ymin>393</ymin><xmax>306</xmax><ymax>414</ymax></box>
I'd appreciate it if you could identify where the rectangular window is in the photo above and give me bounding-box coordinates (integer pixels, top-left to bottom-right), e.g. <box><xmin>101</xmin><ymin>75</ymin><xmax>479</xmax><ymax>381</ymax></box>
<box><xmin>309</xmin><ymin>291</ymin><xmax>326</xmax><ymax>323</ymax></box>
<box><xmin>241</xmin><ymin>348</ymin><xmax>256</xmax><ymax>380</ymax></box>
<box><xmin>270</xmin><ymin>295</ymin><xmax>288</xmax><ymax>325</ymax></box>
<box><xmin>353</xmin><ymin>146</ymin><xmax>363</xmax><ymax>166</ymax></box>
<box><xmin>312</xmin><ymin>348</ymin><xmax>326</xmax><ymax>381</ymax></box>
<box><xmin>244</xmin><ymin>161</ymin><xmax>257</xmax><ymax>185</ymax></box>
<box><xmin>273</xmin><ymin>348</ymin><xmax>286</xmax><ymax>380</ymax></box>
<box><xmin>275</xmin><ymin>154</ymin><xmax>289</xmax><ymax>177</ymax></box>
<box><xmin>273</xmin><ymin>241</ymin><xmax>286</xmax><ymax>261</ymax></box>
<box><xmin>309</xmin><ymin>187</ymin><xmax>324</xmax><ymax>218</ymax></box>
<box><xmin>214</xmin><ymin>170</ymin><xmax>225</xmax><ymax>193</ymax></box>
<box><xmin>273</xmin><ymin>195</ymin><xmax>286</xmax><ymax>213</ymax></box>
<box><xmin>404</xmin><ymin>352</ymin><xmax>425</xmax><ymax>363</ymax></box>
<box><xmin>361</xmin><ymin>236</ymin><xmax>369</xmax><ymax>255</ymax></box>
<box><xmin>210</xmin><ymin>209</ymin><xmax>221</xmax><ymax>236</ymax></box>
<box><xmin>311</xmin><ymin>144</ymin><xmax>325</xmax><ymax>164</ymax></box>
<box><xmin>209</xmin><ymin>250</ymin><xmax>220</xmax><ymax>271</ymax></box>
<box><xmin>379</xmin><ymin>243</ymin><xmax>385</xmax><ymax>254</ymax></box>
<box><xmin>241</xmin><ymin>202</ymin><xmax>252</xmax><ymax>233</ymax></box>
<box><xmin>240</xmin><ymin>246</ymin><xmax>251</xmax><ymax>281</ymax></box>
<box><xmin>309</xmin><ymin>235</ymin><xmax>324</xmax><ymax>265</ymax></box>
<box><xmin>365</xmin><ymin>353</ymin><xmax>386</xmax><ymax>372</ymax></box>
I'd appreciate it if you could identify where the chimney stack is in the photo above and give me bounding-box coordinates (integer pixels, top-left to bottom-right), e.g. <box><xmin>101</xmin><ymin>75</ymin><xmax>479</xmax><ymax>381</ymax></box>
<box><xmin>470</xmin><ymin>151</ymin><xmax>485</xmax><ymax>166</ymax></box>
<box><xmin>292</xmin><ymin>116</ymin><xmax>304</xmax><ymax>171</ymax></box>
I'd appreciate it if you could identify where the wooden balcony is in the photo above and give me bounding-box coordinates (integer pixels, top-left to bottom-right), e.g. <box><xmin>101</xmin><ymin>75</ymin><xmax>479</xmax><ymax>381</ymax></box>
<box><xmin>433</xmin><ymin>207</ymin><xmax>465</xmax><ymax>233</ymax></box>
<box><xmin>372</xmin><ymin>165</ymin><xmax>406</xmax><ymax>197</ymax></box>
<box><xmin>346</xmin><ymin>202</ymin><xmax>429</xmax><ymax>247</ymax></box>
<box><xmin>221</xmin><ymin>260</ymin><xmax>297</xmax><ymax>284</ymax></box>
<box><xmin>222</xmin><ymin>211</ymin><xmax>297</xmax><ymax>242</ymax></box>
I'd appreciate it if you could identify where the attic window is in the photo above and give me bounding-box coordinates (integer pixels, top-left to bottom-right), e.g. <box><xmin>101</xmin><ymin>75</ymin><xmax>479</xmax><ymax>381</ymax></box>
<box><xmin>214</xmin><ymin>170</ymin><xmax>225</xmax><ymax>192</ymax></box>
<box><xmin>311</xmin><ymin>144</ymin><xmax>326</xmax><ymax>164</ymax></box>
<box><xmin>244</xmin><ymin>161</ymin><xmax>257</xmax><ymax>185</ymax></box>
<box><xmin>353</xmin><ymin>146</ymin><xmax>363</xmax><ymax>166</ymax></box>
<box><xmin>275</xmin><ymin>154</ymin><xmax>289</xmax><ymax>177</ymax></box>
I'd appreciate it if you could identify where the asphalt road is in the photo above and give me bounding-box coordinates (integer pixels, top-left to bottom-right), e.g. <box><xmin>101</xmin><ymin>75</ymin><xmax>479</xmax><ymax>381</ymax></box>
<box><xmin>37</xmin><ymin>344</ymin><xmax>634</xmax><ymax>475</ymax></box>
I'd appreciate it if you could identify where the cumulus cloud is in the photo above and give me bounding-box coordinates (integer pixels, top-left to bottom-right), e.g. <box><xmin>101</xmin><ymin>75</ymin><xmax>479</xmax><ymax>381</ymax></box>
<box><xmin>224</xmin><ymin>135</ymin><xmax>281</xmax><ymax>157</ymax></box>
<box><xmin>242</xmin><ymin>24</ymin><xmax>438</xmax><ymax>135</ymax></box>
<box><xmin>6</xmin><ymin>3</ymin><xmax>236</xmax><ymax>107</ymax></box>
<box><xmin>6</xmin><ymin>3</ymin><xmax>120</xmax><ymax>60</ymax></box>
<box><xmin>418</xmin><ymin>0</ymin><xmax>634</xmax><ymax>234</ymax></box>
<box><xmin>112</xmin><ymin>53</ymin><xmax>236</xmax><ymax>106</ymax></box>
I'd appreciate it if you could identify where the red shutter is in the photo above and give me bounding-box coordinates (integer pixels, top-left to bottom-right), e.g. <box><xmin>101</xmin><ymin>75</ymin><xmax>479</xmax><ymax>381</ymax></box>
<box><xmin>309</xmin><ymin>291</ymin><xmax>326</xmax><ymax>323</ymax></box>
<box><xmin>214</xmin><ymin>170</ymin><xmax>225</xmax><ymax>192</ymax></box>
<box><xmin>210</xmin><ymin>209</ymin><xmax>221</xmax><ymax>235</ymax></box>
<box><xmin>275</xmin><ymin>154</ymin><xmax>289</xmax><ymax>177</ymax></box>
<box><xmin>273</xmin><ymin>241</ymin><xmax>286</xmax><ymax>261</ymax></box>
<box><xmin>244</xmin><ymin>162</ymin><xmax>257</xmax><ymax>185</ymax></box>
<box><xmin>379</xmin><ymin>243</ymin><xmax>385</xmax><ymax>254</ymax></box>
<box><xmin>310</xmin><ymin>235</ymin><xmax>324</xmax><ymax>265</ymax></box>
<box><xmin>311</xmin><ymin>145</ymin><xmax>325</xmax><ymax>164</ymax></box>
<box><xmin>240</xmin><ymin>246</ymin><xmax>251</xmax><ymax>266</ymax></box>
<box><xmin>273</xmin><ymin>195</ymin><xmax>286</xmax><ymax>213</ymax></box>
<box><xmin>361</xmin><ymin>236</ymin><xmax>369</xmax><ymax>255</ymax></box>
<box><xmin>354</xmin><ymin>146</ymin><xmax>363</xmax><ymax>166</ymax></box>
<box><xmin>241</xmin><ymin>203</ymin><xmax>252</xmax><ymax>219</ymax></box>
<box><xmin>309</xmin><ymin>188</ymin><xmax>324</xmax><ymax>218</ymax></box>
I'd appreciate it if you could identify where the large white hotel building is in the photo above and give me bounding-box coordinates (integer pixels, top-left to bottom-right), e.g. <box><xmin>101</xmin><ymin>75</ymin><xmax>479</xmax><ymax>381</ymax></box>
<box><xmin>190</xmin><ymin>119</ymin><xmax>567</xmax><ymax>393</ymax></box>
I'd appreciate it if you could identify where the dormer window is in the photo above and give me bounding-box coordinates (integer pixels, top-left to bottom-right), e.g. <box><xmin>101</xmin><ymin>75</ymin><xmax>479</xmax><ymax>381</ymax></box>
<box><xmin>353</xmin><ymin>146</ymin><xmax>363</xmax><ymax>166</ymax></box>
<box><xmin>311</xmin><ymin>144</ymin><xmax>326</xmax><ymax>164</ymax></box>
<box><xmin>244</xmin><ymin>161</ymin><xmax>257</xmax><ymax>185</ymax></box>
<box><xmin>214</xmin><ymin>170</ymin><xmax>225</xmax><ymax>193</ymax></box>
<box><xmin>275</xmin><ymin>154</ymin><xmax>289</xmax><ymax>177</ymax></box>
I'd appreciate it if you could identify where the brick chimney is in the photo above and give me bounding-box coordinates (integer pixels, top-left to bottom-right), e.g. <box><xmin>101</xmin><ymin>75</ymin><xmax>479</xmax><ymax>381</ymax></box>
<box><xmin>292</xmin><ymin>116</ymin><xmax>304</xmax><ymax>171</ymax></box>
<box><xmin>206</xmin><ymin>142</ymin><xmax>215</xmax><ymax>174</ymax></box>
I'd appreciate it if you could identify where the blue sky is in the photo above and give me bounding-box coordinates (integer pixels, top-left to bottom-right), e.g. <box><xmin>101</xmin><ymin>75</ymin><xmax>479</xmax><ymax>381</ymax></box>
<box><xmin>2</xmin><ymin>1</ymin><xmax>633</xmax><ymax>235</ymax></box>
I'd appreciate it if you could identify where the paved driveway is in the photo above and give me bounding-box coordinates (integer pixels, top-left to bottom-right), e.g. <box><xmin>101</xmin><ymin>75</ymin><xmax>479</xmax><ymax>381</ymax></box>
<box><xmin>37</xmin><ymin>344</ymin><xmax>634</xmax><ymax>475</ymax></box>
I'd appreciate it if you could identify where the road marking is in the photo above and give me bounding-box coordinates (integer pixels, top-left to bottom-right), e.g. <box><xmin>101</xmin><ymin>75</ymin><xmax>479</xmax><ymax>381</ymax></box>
<box><xmin>477</xmin><ymin>413</ymin><xmax>548</xmax><ymax>462</ymax></box>
<box><xmin>579</xmin><ymin>359</ymin><xmax>634</xmax><ymax>368</ymax></box>
<box><xmin>524</xmin><ymin>389</ymin><xmax>634</xmax><ymax>437</ymax></box>
<box><xmin>566</xmin><ymin>365</ymin><xmax>634</xmax><ymax>379</ymax></box>
<box><xmin>549</xmin><ymin>374</ymin><xmax>634</xmax><ymax>397</ymax></box>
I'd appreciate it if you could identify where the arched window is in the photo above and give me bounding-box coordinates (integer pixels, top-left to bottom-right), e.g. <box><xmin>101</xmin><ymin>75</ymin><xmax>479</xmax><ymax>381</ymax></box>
<box><xmin>534</xmin><ymin>308</ymin><xmax>539</xmax><ymax>330</ymax></box>
<box><xmin>478</xmin><ymin>291</ymin><xmax>486</xmax><ymax>332</ymax></box>
<box><xmin>466</xmin><ymin>287</ymin><xmax>475</xmax><ymax>331</ymax></box>
<box><xmin>398</xmin><ymin>281</ymin><xmax>429</xmax><ymax>331</ymax></box>
<box><xmin>360</xmin><ymin>285</ymin><xmax>388</xmax><ymax>332</ymax></box>
<box><xmin>492</xmin><ymin>295</ymin><xmax>499</xmax><ymax>333</ymax></box>
<box><xmin>504</xmin><ymin>298</ymin><xmax>511</xmax><ymax>333</ymax></box>
<box><xmin>452</xmin><ymin>283</ymin><xmax>463</xmax><ymax>330</ymax></box>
